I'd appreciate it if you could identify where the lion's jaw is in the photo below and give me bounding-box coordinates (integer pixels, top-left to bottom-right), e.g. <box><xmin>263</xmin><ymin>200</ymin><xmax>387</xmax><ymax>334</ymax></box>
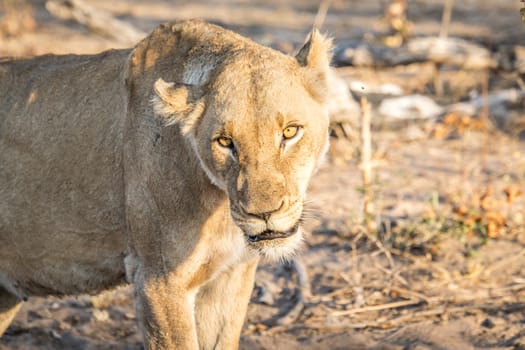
<box><xmin>152</xmin><ymin>29</ymin><xmax>332</xmax><ymax>261</ymax></box>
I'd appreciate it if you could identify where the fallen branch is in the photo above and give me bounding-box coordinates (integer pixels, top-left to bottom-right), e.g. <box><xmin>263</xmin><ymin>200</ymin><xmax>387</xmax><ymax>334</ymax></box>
<box><xmin>267</xmin><ymin>285</ymin><xmax>525</xmax><ymax>334</ymax></box>
<box><xmin>267</xmin><ymin>320</ymin><xmax>372</xmax><ymax>334</ymax></box>
<box><xmin>266</xmin><ymin>306</ymin><xmax>461</xmax><ymax>333</ymax></box>
<box><xmin>45</xmin><ymin>0</ymin><xmax>146</xmax><ymax>45</ymax></box>
<box><xmin>329</xmin><ymin>298</ymin><xmax>423</xmax><ymax>317</ymax></box>
<box><xmin>334</xmin><ymin>36</ymin><xmax>496</xmax><ymax>70</ymax></box>
<box><xmin>381</xmin><ymin>305</ymin><xmax>470</xmax><ymax>327</ymax></box>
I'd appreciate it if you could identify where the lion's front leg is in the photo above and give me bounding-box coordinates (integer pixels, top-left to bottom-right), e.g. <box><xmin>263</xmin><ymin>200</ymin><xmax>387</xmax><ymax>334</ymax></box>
<box><xmin>195</xmin><ymin>256</ymin><xmax>259</xmax><ymax>350</ymax></box>
<box><xmin>131</xmin><ymin>264</ymin><xmax>199</xmax><ymax>350</ymax></box>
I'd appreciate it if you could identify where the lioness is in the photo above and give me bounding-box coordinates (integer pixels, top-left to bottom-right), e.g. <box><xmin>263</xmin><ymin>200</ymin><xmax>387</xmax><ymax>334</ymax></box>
<box><xmin>0</xmin><ymin>20</ymin><xmax>331</xmax><ymax>349</ymax></box>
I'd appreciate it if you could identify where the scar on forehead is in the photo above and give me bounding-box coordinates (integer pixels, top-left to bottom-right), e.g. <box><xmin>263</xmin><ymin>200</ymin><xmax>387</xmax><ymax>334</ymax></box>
<box><xmin>223</xmin><ymin>120</ymin><xmax>235</xmax><ymax>135</ymax></box>
<box><xmin>276</xmin><ymin>112</ymin><xmax>285</xmax><ymax>128</ymax></box>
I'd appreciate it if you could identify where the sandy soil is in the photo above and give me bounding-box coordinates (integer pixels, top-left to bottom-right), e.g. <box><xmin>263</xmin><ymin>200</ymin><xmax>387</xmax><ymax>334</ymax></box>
<box><xmin>1</xmin><ymin>1</ymin><xmax>524</xmax><ymax>349</ymax></box>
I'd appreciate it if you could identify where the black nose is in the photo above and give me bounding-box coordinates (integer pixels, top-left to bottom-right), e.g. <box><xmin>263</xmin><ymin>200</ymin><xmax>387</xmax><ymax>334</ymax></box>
<box><xmin>240</xmin><ymin>200</ymin><xmax>284</xmax><ymax>222</ymax></box>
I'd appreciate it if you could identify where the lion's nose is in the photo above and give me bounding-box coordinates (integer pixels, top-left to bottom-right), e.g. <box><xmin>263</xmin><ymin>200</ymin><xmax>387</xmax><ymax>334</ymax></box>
<box><xmin>240</xmin><ymin>200</ymin><xmax>284</xmax><ymax>222</ymax></box>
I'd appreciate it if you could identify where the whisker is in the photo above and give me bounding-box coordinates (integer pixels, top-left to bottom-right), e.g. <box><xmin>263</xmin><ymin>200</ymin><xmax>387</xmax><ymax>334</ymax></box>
<box><xmin>299</xmin><ymin>212</ymin><xmax>322</xmax><ymax>226</ymax></box>
<box><xmin>303</xmin><ymin>197</ymin><xmax>318</xmax><ymax>203</ymax></box>
<box><xmin>301</xmin><ymin>213</ymin><xmax>321</xmax><ymax>220</ymax></box>
<box><xmin>301</xmin><ymin>206</ymin><xmax>319</xmax><ymax>213</ymax></box>
<box><xmin>304</xmin><ymin>197</ymin><xmax>334</xmax><ymax>212</ymax></box>
<box><xmin>301</xmin><ymin>205</ymin><xmax>321</xmax><ymax>217</ymax></box>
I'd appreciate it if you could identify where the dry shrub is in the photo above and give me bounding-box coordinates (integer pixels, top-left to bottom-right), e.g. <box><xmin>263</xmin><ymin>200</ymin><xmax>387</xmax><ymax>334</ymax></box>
<box><xmin>451</xmin><ymin>186</ymin><xmax>522</xmax><ymax>239</ymax></box>
<box><xmin>431</xmin><ymin>112</ymin><xmax>487</xmax><ymax>140</ymax></box>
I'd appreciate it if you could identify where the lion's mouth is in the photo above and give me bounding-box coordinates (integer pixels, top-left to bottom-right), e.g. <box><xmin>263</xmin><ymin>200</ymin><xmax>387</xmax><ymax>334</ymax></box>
<box><xmin>247</xmin><ymin>222</ymin><xmax>300</xmax><ymax>243</ymax></box>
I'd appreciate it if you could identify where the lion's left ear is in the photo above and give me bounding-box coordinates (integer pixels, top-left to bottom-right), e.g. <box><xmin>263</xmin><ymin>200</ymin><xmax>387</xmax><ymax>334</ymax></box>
<box><xmin>295</xmin><ymin>29</ymin><xmax>333</xmax><ymax>103</ymax></box>
<box><xmin>152</xmin><ymin>78</ymin><xmax>205</xmax><ymax>134</ymax></box>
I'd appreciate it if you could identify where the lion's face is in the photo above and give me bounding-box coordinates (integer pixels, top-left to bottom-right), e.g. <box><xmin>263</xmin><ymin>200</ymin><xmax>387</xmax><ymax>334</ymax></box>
<box><xmin>195</xmin><ymin>60</ymin><xmax>329</xmax><ymax>260</ymax></box>
<box><xmin>153</xmin><ymin>30</ymin><xmax>332</xmax><ymax>260</ymax></box>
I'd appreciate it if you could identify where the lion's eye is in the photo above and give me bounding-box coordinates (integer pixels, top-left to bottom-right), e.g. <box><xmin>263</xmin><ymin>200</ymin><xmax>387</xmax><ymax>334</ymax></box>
<box><xmin>283</xmin><ymin>126</ymin><xmax>299</xmax><ymax>140</ymax></box>
<box><xmin>217</xmin><ymin>136</ymin><xmax>234</xmax><ymax>148</ymax></box>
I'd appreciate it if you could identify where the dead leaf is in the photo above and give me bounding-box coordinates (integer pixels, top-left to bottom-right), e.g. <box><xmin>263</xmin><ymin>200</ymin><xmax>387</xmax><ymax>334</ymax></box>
<box><xmin>484</xmin><ymin>211</ymin><xmax>506</xmax><ymax>226</ymax></box>
<box><xmin>380</xmin><ymin>322</ymin><xmax>396</xmax><ymax>329</ymax></box>
<box><xmin>486</xmin><ymin>221</ymin><xmax>500</xmax><ymax>238</ymax></box>
<box><xmin>443</xmin><ymin>112</ymin><xmax>459</xmax><ymax>126</ymax></box>
<box><xmin>480</xmin><ymin>187</ymin><xmax>494</xmax><ymax>211</ymax></box>
<box><xmin>484</xmin><ymin>211</ymin><xmax>506</xmax><ymax>238</ymax></box>
<box><xmin>453</xmin><ymin>205</ymin><xmax>469</xmax><ymax>216</ymax></box>
<box><xmin>432</xmin><ymin>123</ymin><xmax>450</xmax><ymax>140</ymax></box>
<box><xmin>255</xmin><ymin>323</ymin><xmax>267</xmax><ymax>331</ymax></box>
<box><xmin>440</xmin><ymin>112</ymin><xmax>485</xmax><ymax>135</ymax></box>
<box><xmin>503</xmin><ymin>186</ymin><xmax>522</xmax><ymax>205</ymax></box>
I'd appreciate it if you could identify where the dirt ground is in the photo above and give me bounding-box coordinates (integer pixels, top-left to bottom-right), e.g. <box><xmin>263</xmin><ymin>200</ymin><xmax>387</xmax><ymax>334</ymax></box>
<box><xmin>1</xmin><ymin>1</ymin><xmax>524</xmax><ymax>349</ymax></box>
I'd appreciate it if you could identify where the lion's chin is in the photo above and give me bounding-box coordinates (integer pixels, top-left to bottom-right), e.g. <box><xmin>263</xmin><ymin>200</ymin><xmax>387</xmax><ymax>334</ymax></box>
<box><xmin>245</xmin><ymin>226</ymin><xmax>304</xmax><ymax>263</ymax></box>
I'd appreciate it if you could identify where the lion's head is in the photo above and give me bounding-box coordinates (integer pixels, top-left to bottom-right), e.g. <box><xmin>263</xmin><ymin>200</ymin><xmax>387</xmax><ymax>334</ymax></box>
<box><xmin>152</xmin><ymin>25</ymin><xmax>332</xmax><ymax>260</ymax></box>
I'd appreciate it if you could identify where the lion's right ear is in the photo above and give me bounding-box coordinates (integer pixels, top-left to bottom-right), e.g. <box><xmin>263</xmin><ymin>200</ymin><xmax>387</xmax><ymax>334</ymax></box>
<box><xmin>295</xmin><ymin>29</ymin><xmax>333</xmax><ymax>103</ymax></box>
<box><xmin>152</xmin><ymin>78</ymin><xmax>205</xmax><ymax>134</ymax></box>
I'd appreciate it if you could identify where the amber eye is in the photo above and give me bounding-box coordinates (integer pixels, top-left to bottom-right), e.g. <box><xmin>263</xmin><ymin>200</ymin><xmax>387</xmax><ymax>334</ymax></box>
<box><xmin>283</xmin><ymin>126</ymin><xmax>299</xmax><ymax>140</ymax></box>
<box><xmin>217</xmin><ymin>136</ymin><xmax>233</xmax><ymax>148</ymax></box>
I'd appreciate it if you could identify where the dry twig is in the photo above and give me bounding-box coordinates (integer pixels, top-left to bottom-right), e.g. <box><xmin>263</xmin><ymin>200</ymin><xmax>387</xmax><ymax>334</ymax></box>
<box><xmin>359</xmin><ymin>96</ymin><xmax>373</xmax><ymax>233</ymax></box>
<box><xmin>313</xmin><ymin>0</ymin><xmax>332</xmax><ymax>30</ymax></box>
<box><xmin>329</xmin><ymin>298</ymin><xmax>423</xmax><ymax>317</ymax></box>
<box><xmin>357</xmin><ymin>96</ymin><xmax>394</xmax><ymax>268</ymax></box>
<box><xmin>439</xmin><ymin>0</ymin><xmax>455</xmax><ymax>39</ymax></box>
<box><xmin>350</xmin><ymin>232</ymin><xmax>365</xmax><ymax>307</ymax></box>
<box><xmin>390</xmin><ymin>286</ymin><xmax>433</xmax><ymax>305</ymax></box>
<box><xmin>266</xmin><ymin>283</ymin><xmax>525</xmax><ymax>334</ymax></box>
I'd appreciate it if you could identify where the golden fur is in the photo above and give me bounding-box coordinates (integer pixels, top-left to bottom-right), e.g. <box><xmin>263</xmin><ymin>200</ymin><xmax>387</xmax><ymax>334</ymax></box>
<box><xmin>0</xmin><ymin>20</ymin><xmax>331</xmax><ymax>349</ymax></box>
